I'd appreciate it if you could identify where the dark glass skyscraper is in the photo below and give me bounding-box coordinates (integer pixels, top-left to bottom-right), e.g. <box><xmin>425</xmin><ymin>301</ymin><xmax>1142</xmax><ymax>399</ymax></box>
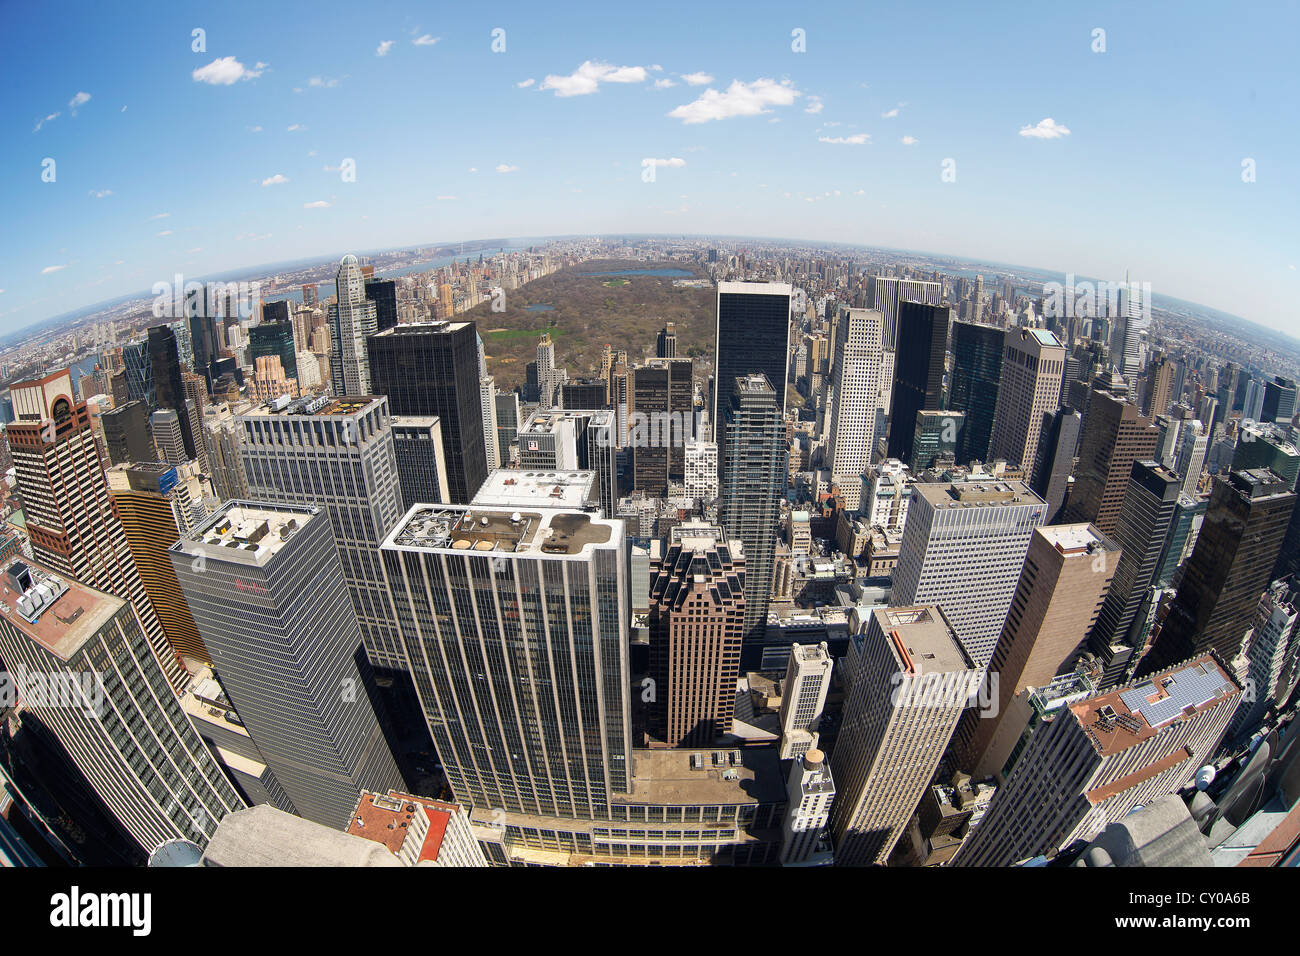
<box><xmin>366</xmin><ymin>321</ymin><xmax>488</xmax><ymax>504</ymax></box>
<box><xmin>364</xmin><ymin>278</ymin><xmax>399</xmax><ymax>333</ymax></box>
<box><xmin>948</xmin><ymin>321</ymin><xmax>1003</xmax><ymax>464</ymax></box>
<box><xmin>718</xmin><ymin>374</ymin><xmax>784</xmax><ymax>645</ymax></box>
<box><xmin>712</xmin><ymin>282</ymin><xmax>791</xmax><ymax>440</ymax></box>
<box><xmin>249</xmin><ymin>321</ymin><xmax>297</xmax><ymax>379</ymax></box>
<box><xmin>1138</xmin><ymin>468</ymin><xmax>1296</xmax><ymax>675</ymax></box>
<box><xmin>887</xmin><ymin>302</ymin><xmax>951</xmax><ymax>463</ymax></box>
<box><xmin>147</xmin><ymin>324</ymin><xmax>197</xmax><ymax>460</ymax></box>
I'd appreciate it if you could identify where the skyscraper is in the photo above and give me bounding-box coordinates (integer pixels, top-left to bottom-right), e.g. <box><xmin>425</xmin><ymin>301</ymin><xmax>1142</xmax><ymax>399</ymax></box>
<box><xmin>151</xmin><ymin>407</ymin><xmax>186</xmax><ymax>464</ymax></box>
<box><xmin>364</xmin><ymin>277</ymin><xmax>399</xmax><ymax>333</ymax></box>
<box><xmin>1138</xmin><ymin>469</ymin><xmax>1296</xmax><ymax>675</ymax></box>
<box><xmin>647</xmin><ymin>522</ymin><xmax>746</xmax><ymax>748</ymax></box>
<box><xmin>106</xmin><ymin>462</ymin><xmax>208</xmax><ymax>666</ymax></box>
<box><xmin>891</xmin><ymin>480</ymin><xmax>1047</xmax><ymax>666</ymax></box>
<box><xmin>777</xmin><ymin>642</ymin><xmax>833</xmax><ymax>759</ymax></box>
<box><xmin>171</xmin><ymin>502</ymin><xmax>404</xmax><ymax>829</ymax></box>
<box><xmin>100</xmin><ymin>399</ymin><xmax>154</xmax><ymax>466</ymax></box>
<box><xmin>6</xmin><ymin>369</ymin><xmax>186</xmax><ymax>692</ymax></box>
<box><xmin>1087</xmin><ymin>461</ymin><xmax>1183</xmax><ymax>686</ymax></box>
<box><xmin>249</xmin><ymin>321</ymin><xmax>297</xmax><ymax>380</ymax></box>
<box><xmin>390</xmin><ymin>416</ymin><xmax>450</xmax><ymax>506</ymax></box>
<box><xmin>328</xmin><ymin>255</ymin><xmax>379</xmax><ymax>395</ymax></box>
<box><xmin>780</xmin><ymin>749</ymin><xmax>835</xmax><ymax>866</ymax></box>
<box><xmin>1174</xmin><ymin>419</ymin><xmax>1209</xmax><ymax>495</ymax></box>
<box><xmin>718</xmin><ymin>374</ymin><xmax>784</xmax><ymax>644</ymax></box>
<box><xmin>0</xmin><ymin>556</ymin><xmax>244</xmax><ymax>853</ymax></box>
<box><xmin>237</xmin><ymin>395</ymin><xmax>405</xmax><ymax>671</ymax></box>
<box><xmin>629</xmin><ymin>359</ymin><xmax>694</xmax><ymax>495</ymax></box>
<box><xmin>952</xmin><ymin>654</ymin><xmax>1240</xmax><ymax>867</ymax></box>
<box><xmin>712</xmin><ymin>282</ymin><xmax>792</xmax><ymax>442</ymax></box>
<box><xmin>1029</xmin><ymin>406</ymin><xmax>1082</xmax><ymax>522</ymax></box>
<box><xmin>147</xmin><ymin>324</ymin><xmax>199</xmax><ymax>461</ymax></box>
<box><xmin>954</xmin><ymin>524</ymin><xmax>1119</xmax><ymax>778</ymax></box>
<box><xmin>367</xmin><ymin>321</ymin><xmax>488</xmax><ymax>503</ymax></box>
<box><xmin>1063</xmin><ymin>390</ymin><xmax>1161</xmax><ymax>537</ymax></box>
<box><xmin>381</xmin><ymin>499</ymin><xmax>631</xmax><ymax>818</ymax></box>
<box><xmin>830</xmin><ymin>605</ymin><xmax>979</xmax><ymax>865</ymax></box>
<box><xmin>1261</xmin><ymin>376</ymin><xmax>1298</xmax><ymax>426</ymax></box>
<box><xmin>656</xmin><ymin>322</ymin><xmax>677</xmax><ymax>359</ymax></box>
<box><xmin>827</xmin><ymin>307</ymin><xmax>884</xmax><ymax>510</ymax></box>
<box><xmin>948</xmin><ymin>321</ymin><xmax>1004</xmax><ymax>465</ymax></box>
<box><xmin>887</xmin><ymin>302</ymin><xmax>951</xmax><ymax>464</ymax></box>
<box><xmin>866</xmin><ymin>276</ymin><xmax>943</xmax><ymax>349</ymax></box>
<box><xmin>987</xmin><ymin>328</ymin><xmax>1066</xmax><ymax>471</ymax></box>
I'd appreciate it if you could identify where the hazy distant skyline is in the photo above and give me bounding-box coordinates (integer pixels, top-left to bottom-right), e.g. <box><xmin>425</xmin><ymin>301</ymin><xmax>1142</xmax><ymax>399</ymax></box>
<box><xmin>4</xmin><ymin>1</ymin><xmax>1298</xmax><ymax>337</ymax></box>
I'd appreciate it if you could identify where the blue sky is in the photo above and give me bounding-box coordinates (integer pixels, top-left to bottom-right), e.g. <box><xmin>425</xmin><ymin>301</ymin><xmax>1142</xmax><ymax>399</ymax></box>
<box><xmin>3</xmin><ymin>0</ymin><xmax>1298</xmax><ymax>338</ymax></box>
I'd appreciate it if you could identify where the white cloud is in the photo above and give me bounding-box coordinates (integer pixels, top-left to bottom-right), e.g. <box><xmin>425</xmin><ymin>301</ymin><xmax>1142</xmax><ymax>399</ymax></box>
<box><xmin>517</xmin><ymin>78</ymin><xmax>535</xmax><ymax>88</ymax></box>
<box><xmin>539</xmin><ymin>61</ymin><xmax>648</xmax><ymax>96</ymax></box>
<box><xmin>468</xmin><ymin>167</ymin><xmax>478</xmax><ymax>173</ymax></box>
<box><xmin>496</xmin><ymin>164</ymin><xmax>519</xmax><ymax>173</ymax></box>
<box><xmin>653</xmin><ymin>78</ymin><xmax>676</xmax><ymax>89</ymax></box>
<box><xmin>412</xmin><ymin>34</ymin><xmax>439</xmax><ymax>46</ymax></box>
<box><xmin>668</xmin><ymin>78</ymin><xmax>799</xmax><ymax>124</ymax></box>
<box><xmin>804</xmin><ymin>96</ymin><xmax>824</xmax><ymax>114</ymax></box>
<box><xmin>642</xmin><ymin>157</ymin><xmax>686</xmax><ymax>168</ymax></box>
<box><xmin>681</xmin><ymin>72</ymin><xmax>714</xmax><ymax>86</ymax></box>
<box><xmin>286</xmin><ymin>123</ymin><xmax>306</xmax><ymax>132</ymax></box>
<box><xmin>89</xmin><ymin>189</ymin><xmax>113</xmax><ymax>198</ymax></box>
<box><xmin>819</xmin><ymin>133</ymin><xmax>871</xmax><ymax>145</ymax></box>
<box><xmin>262</xmin><ymin>174</ymin><xmax>289</xmax><ymax>186</ymax></box>
<box><xmin>303</xmin><ymin>200</ymin><xmax>332</xmax><ymax>208</ymax></box>
<box><xmin>308</xmin><ymin>76</ymin><xmax>342</xmax><ymax>88</ymax></box>
<box><xmin>33</xmin><ymin>111</ymin><xmax>60</xmax><ymax>132</ymax></box>
<box><xmin>41</xmin><ymin>265</ymin><xmax>67</xmax><ymax>274</ymax></box>
<box><xmin>68</xmin><ymin>91</ymin><xmax>91</xmax><ymax>115</ymax></box>
<box><xmin>157</xmin><ymin>230</ymin><xmax>173</xmax><ymax>236</ymax></box>
<box><xmin>376</xmin><ymin>40</ymin><xmax>394</xmax><ymax>57</ymax></box>
<box><xmin>881</xmin><ymin>106</ymin><xmax>900</xmax><ymax>118</ymax></box>
<box><xmin>1019</xmin><ymin>117</ymin><xmax>1070</xmax><ymax>139</ymax></box>
<box><xmin>901</xmin><ymin>135</ymin><xmax>918</xmax><ymax>145</ymax></box>
<box><xmin>192</xmin><ymin>56</ymin><xmax>266</xmax><ymax>85</ymax></box>
<box><xmin>248</xmin><ymin>125</ymin><xmax>263</xmax><ymax>132</ymax></box>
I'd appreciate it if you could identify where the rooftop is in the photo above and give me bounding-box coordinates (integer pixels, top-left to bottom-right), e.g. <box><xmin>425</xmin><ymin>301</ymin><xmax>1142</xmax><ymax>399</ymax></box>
<box><xmin>348</xmin><ymin>790</ymin><xmax>459</xmax><ymax>863</ymax></box>
<box><xmin>1038</xmin><ymin>523</ymin><xmax>1116</xmax><ymax>556</ymax></box>
<box><xmin>370</xmin><ymin>320</ymin><xmax>471</xmax><ymax>336</ymax></box>
<box><xmin>520</xmin><ymin>408</ymin><xmax>613</xmax><ymax>432</ymax></box>
<box><xmin>173</xmin><ymin>502</ymin><xmax>317</xmax><ymax>567</ymax></box>
<box><xmin>386</xmin><ymin>503</ymin><xmax>615</xmax><ymax>558</ymax></box>
<box><xmin>202</xmin><ymin>805</ymin><xmax>402</xmax><ymax>868</ymax></box>
<box><xmin>1072</xmin><ymin>655</ymin><xmax>1240</xmax><ymax>757</ymax></box>
<box><xmin>914</xmin><ymin>479</ymin><xmax>1041</xmax><ymax>509</ymax></box>
<box><xmin>243</xmin><ymin>395</ymin><xmax>380</xmax><ymax>418</ymax></box>
<box><xmin>472</xmin><ymin>469</ymin><xmax>596</xmax><ymax>510</ymax></box>
<box><xmin>620</xmin><ymin>747</ymin><xmax>786</xmax><ymax>806</ymax></box>
<box><xmin>0</xmin><ymin>557</ymin><xmax>122</xmax><ymax>661</ymax></box>
<box><xmin>869</xmin><ymin>605</ymin><xmax>974</xmax><ymax>675</ymax></box>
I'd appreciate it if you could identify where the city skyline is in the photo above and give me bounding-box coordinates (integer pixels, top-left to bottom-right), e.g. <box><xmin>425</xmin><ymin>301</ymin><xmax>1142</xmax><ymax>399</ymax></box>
<box><xmin>4</xmin><ymin>1</ymin><xmax>1299</xmax><ymax>338</ymax></box>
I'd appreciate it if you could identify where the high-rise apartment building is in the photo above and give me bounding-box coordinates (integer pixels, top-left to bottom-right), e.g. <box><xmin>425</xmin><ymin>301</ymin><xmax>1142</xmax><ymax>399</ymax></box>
<box><xmin>683</xmin><ymin>440</ymin><xmax>718</xmax><ymax>501</ymax></box>
<box><xmin>948</xmin><ymin>321</ymin><xmax>1004</xmax><ymax>465</ymax></box>
<box><xmin>827</xmin><ymin>307</ymin><xmax>884</xmax><ymax>510</ymax></box>
<box><xmin>0</xmin><ymin>556</ymin><xmax>244</xmax><ymax>853</ymax></box>
<box><xmin>367</xmin><ymin>321</ymin><xmax>487</xmax><ymax>503</ymax></box>
<box><xmin>172</xmin><ymin>502</ymin><xmax>404</xmax><ymax>829</ymax></box>
<box><xmin>712</xmin><ymin>282</ymin><xmax>792</xmax><ymax>441</ymax></box>
<box><xmin>887</xmin><ymin>302</ymin><xmax>951</xmax><ymax>465</ymax></box>
<box><xmin>830</xmin><ymin>606</ymin><xmax>979</xmax><ymax>865</ymax></box>
<box><xmin>647</xmin><ymin>522</ymin><xmax>746</xmax><ymax>748</ymax></box>
<box><xmin>955</xmin><ymin>524</ymin><xmax>1119</xmax><ymax>777</ymax></box>
<box><xmin>1063</xmin><ymin>390</ymin><xmax>1161</xmax><ymax>537</ymax></box>
<box><xmin>891</xmin><ymin>480</ymin><xmax>1048</xmax><ymax>666</ymax></box>
<box><xmin>237</xmin><ymin>395</ymin><xmax>405</xmax><ymax>671</ymax></box>
<box><xmin>953</xmin><ymin>654</ymin><xmax>1241</xmax><ymax>866</ymax></box>
<box><xmin>328</xmin><ymin>255</ymin><xmax>379</xmax><ymax>395</ymax></box>
<box><xmin>988</xmin><ymin>328</ymin><xmax>1066</xmax><ymax>471</ymax></box>
<box><xmin>1138</xmin><ymin>469</ymin><xmax>1296</xmax><ymax>675</ymax></box>
<box><xmin>7</xmin><ymin>369</ymin><xmax>186</xmax><ymax>692</ymax></box>
<box><xmin>718</xmin><ymin>374</ymin><xmax>785</xmax><ymax>644</ymax></box>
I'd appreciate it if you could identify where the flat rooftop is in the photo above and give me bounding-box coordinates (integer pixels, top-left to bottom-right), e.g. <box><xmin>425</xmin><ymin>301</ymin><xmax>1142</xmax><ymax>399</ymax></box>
<box><xmin>0</xmin><ymin>558</ymin><xmax>123</xmax><ymax>661</ymax></box>
<box><xmin>348</xmin><ymin>790</ymin><xmax>457</xmax><ymax>863</ymax></box>
<box><xmin>869</xmin><ymin>605</ymin><xmax>974</xmax><ymax>675</ymax></box>
<box><xmin>243</xmin><ymin>395</ymin><xmax>380</xmax><ymax>418</ymax></box>
<box><xmin>370</xmin><ymin>321</ymin><xmax>471</xmax><ymax>336</ymax></box>
<box><xmin>914</xmin><ymin>479</ymin><xmax>1041</xmax><ymax>509</ymax></box>
<box><xmin>173</xmin><ymin>502</ymin><xmax>318</xmax><ymax>567</ymax></box>
<box><xmin>385</xmin><ymin>503</ymin><xmax>615</xmax><ymax>558</ymax></box>
<box><xmin>1072</xmin><ymin>655</ymin><xmax>1239</xmax><ymax>757</ymax></box>
<box><xmin>472</xmin><ymin>469</ymin><xmax>595</xmax><ymax>510</ymax></box>
<box><xmin>619</xmin><ymin>747</ymin><xmax>786</xmax><ymax>807</ymax></box>
<box><xmin>717</xmin><ymin>280</ymin><xmax>793</xmax><ymax>297</ymax></box>
<box><xmin>520</xmin><ymin>409</ymin><xmax>612</xmax><ymax>432</ymax></box>
<box><xmin>1038</xmin><ymin>523</ymin><xmax>1116</xmax><ymax>556</ymax></box>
